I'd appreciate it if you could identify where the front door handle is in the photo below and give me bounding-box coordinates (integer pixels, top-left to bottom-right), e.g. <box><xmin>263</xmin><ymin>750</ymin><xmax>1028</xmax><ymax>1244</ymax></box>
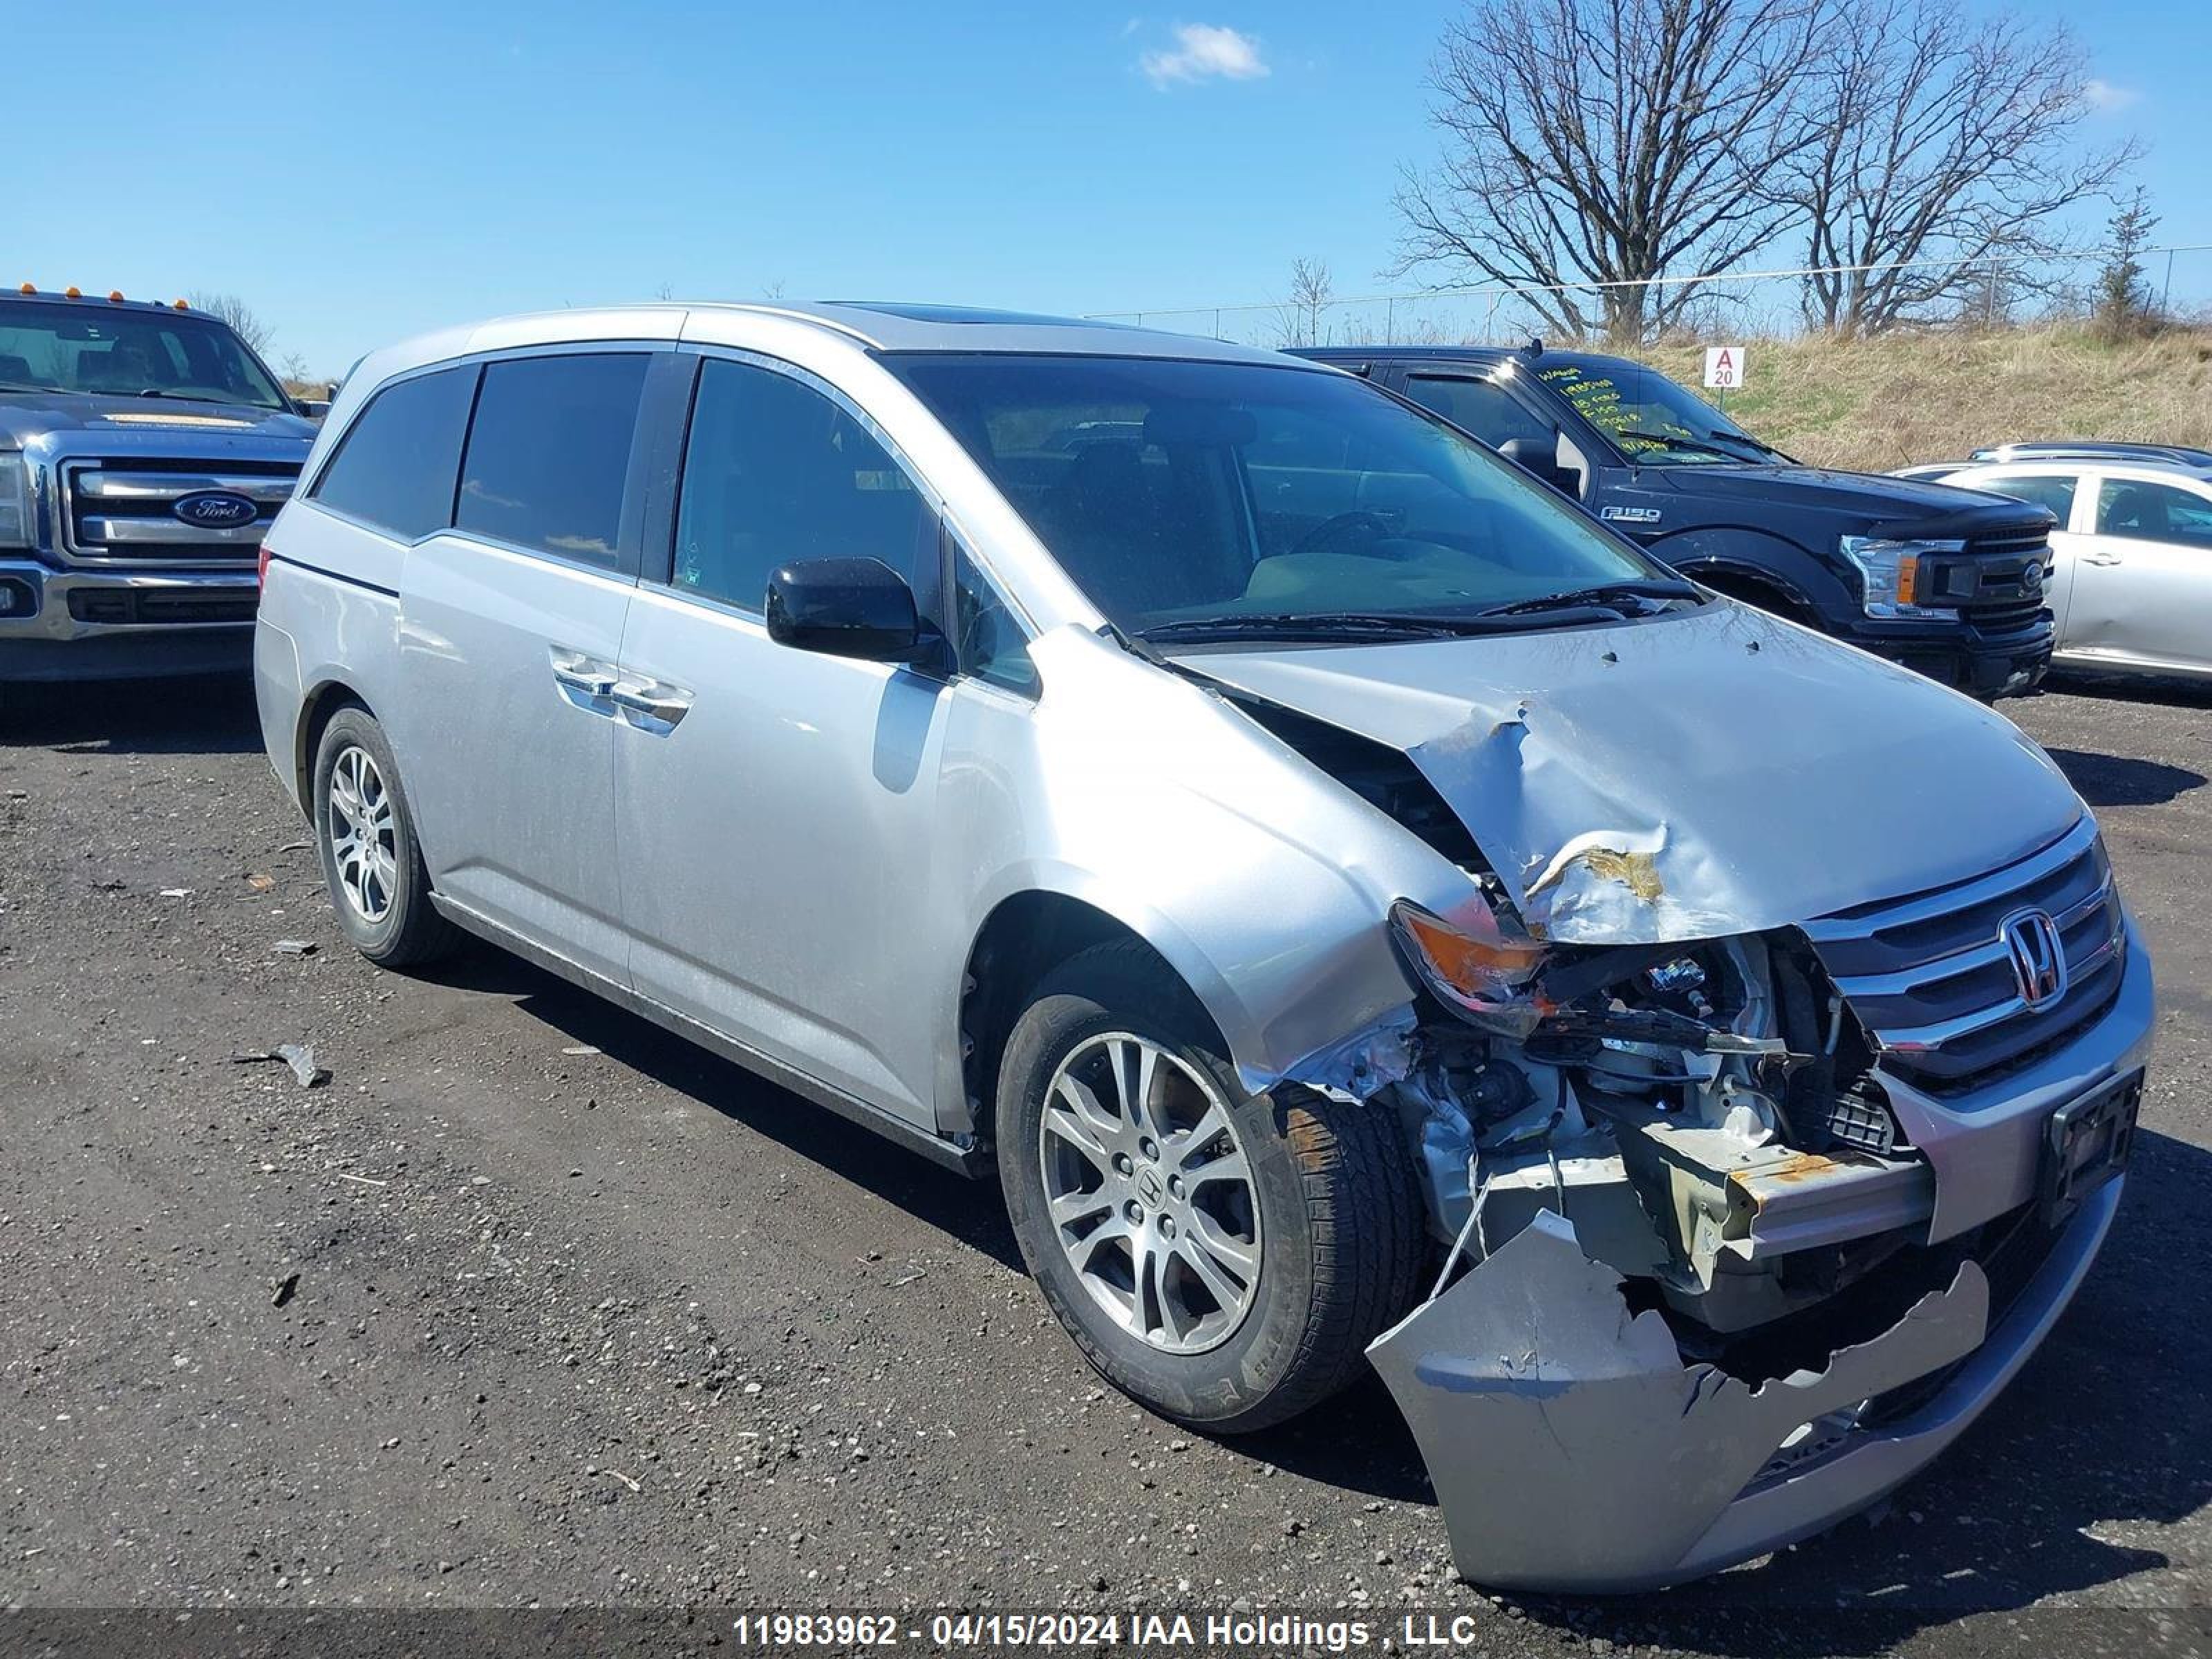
<box><xmin>2084</xmin><ymin>553</ymin><xmax>2124</xmax><ymax>567</ymax></box>
<box><xmin>610</xmin><ymin>680</ymin><xmax>693</xmax><ymax>729</ymax></box>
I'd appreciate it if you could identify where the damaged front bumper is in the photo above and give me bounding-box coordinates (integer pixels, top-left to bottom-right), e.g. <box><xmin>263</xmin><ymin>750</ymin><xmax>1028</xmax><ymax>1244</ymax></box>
<box><xmin>1369</xmin><ymin>1174</ymin><xmax>2121</xmax><ymax>1594</ymax></box>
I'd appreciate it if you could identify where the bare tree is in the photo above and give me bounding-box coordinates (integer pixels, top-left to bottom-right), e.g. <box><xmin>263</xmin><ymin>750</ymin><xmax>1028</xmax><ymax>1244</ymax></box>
<box><xmin>1788</xmin><ymin>0</ymin><xmax>2139</xmax><ymax>336</ymax></box>
<box><xmin>1393</xmin><ymin>0</ymin><xmax>1834</xmax><ymax>344</ymax></box>
<box><xmin>186</xmin><ymin>292</ymin><xmax>274</xmax><ymax>354</ymax></box>
<box><xmin>1271</xmin><ymin>258</ymin><xmax>1335</xmax><ymax>347</ymax></box>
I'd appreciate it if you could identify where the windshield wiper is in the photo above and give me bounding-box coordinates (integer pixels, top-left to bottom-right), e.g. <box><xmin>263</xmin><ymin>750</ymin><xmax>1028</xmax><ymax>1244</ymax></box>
<box><xmin>1136</xmin><ymin>610</ymin><xmax>1513</xmax><ymax>644</ymax></box>
<box><xmin>0</xmin><ymin>380</ymin><xmax>68</xmax><ymax>394</ymax></box>
<box><xmin>1474</xmin><ymin>579</ymin><xmax>1702</xmax><ymax>620</ymax></box>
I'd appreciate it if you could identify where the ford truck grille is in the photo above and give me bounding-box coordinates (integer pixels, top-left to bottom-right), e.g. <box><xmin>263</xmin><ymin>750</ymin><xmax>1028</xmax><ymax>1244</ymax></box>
<box><xmin>61</xmin><ymin>458</ymin><xmax>298</xmax><ymax>565</ymax></box>
<box><xmin>1803</xmin><ymin>816</ymin><xmax>2124</xmax><ymax>1096</ymax></box>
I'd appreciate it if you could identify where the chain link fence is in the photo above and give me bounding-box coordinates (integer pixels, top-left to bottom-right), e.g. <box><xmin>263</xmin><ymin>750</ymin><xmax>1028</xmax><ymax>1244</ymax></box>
<box><xmin>1088</xmin><ymin>245</ymin><xmax>2212</xmax><ymax>350</ymax></box>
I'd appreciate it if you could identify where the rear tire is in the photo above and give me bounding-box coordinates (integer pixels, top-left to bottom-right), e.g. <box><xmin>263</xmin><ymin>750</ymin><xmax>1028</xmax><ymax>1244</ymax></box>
<box><xmin>310</xmin><ymin>706</ymin><xmax>458</xmax><ymax>968</ymax></box>
<box><xmin>997</xmin><ymin>941</ymin><xmax>1425</xmax><ymax>1432</ymax></box>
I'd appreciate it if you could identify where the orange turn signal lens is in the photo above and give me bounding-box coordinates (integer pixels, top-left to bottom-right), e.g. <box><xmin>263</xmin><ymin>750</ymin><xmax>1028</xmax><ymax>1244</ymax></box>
<box><xmin>1389</xmin><ymin>901</ymin><xmax>1548</xmax><ymax>1009</ymax></box>
<box><xmin>1895</xmin><ymin>555</ymin><xmax>1919</xmax><ymax>607</ymax></box>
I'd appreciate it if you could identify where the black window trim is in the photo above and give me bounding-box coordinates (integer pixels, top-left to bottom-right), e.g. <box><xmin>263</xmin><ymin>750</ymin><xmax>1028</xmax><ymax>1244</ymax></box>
<box><xmin>648</xmin><ymin>343</ymin><xmax>954</xmax><ymax>631</ymax></box>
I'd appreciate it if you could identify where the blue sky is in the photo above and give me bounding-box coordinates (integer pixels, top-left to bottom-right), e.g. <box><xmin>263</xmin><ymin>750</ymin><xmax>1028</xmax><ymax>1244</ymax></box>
<box><xmin>7</xmin><ymin>1</ymin><xmax>2202</xmax><ymax>374</ymax></box>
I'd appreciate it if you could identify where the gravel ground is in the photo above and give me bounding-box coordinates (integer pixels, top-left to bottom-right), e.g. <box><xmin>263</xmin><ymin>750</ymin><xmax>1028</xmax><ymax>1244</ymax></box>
<box><xmin>1</xmin><ymin>673</ymin><xmax>2208</xmax><ymax>1657</ymax></box>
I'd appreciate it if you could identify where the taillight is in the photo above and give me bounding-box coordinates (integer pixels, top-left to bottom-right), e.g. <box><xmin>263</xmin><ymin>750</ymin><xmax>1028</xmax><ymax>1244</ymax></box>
<box><xmin>258</xmin><ymin>545</ymin><xmax>273</xmax><ymax>589</ymax></box>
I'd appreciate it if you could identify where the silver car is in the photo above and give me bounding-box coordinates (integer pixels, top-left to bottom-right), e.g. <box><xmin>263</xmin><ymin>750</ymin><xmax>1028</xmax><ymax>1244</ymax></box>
<box><xmin>255</xmin><ymin>303</ymin><xmax>2153</xmax><ymax>1592</ymax></box>
<box><xmin>1917</xmin><ymin>457</ymin><xmax>2212</xmax><ymax>682</ymax></box>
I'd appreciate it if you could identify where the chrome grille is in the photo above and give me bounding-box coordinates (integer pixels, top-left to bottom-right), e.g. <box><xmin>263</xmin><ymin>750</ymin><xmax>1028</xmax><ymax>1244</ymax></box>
<box><xmin>1804</xmin><ymin>817</ymin><xmax>2125</xmax><ymax>1096</ymax></box>
<box><xmin>62</xmin><ymin>459</ymin><xmax>297</xmax><ymax>565</ymax></box>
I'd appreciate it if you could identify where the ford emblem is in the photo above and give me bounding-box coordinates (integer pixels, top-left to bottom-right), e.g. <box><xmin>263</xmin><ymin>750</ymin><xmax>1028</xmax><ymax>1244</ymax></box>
<box><xmin>173</xmin><ymin>490</ymin><xmax>259</xmax><ymax>529</ymax></box>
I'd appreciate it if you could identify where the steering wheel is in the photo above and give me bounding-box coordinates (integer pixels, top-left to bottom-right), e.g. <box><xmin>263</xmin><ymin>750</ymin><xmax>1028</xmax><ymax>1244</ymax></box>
<box><xmin>1286</xmin><ymin>509</ymin><xmax>1398</xmax><ymax>559</ymax></box>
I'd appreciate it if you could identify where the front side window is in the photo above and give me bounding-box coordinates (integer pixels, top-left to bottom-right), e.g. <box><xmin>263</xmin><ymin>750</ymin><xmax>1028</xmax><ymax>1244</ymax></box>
<box><xmin>0</xmin><ymin>297</ymin><xmax>289</xmax><ymax>409</ymax></box>
<box><xmin>673</xmin><ymin>357</ymin><xmax>935</xmax><ymax>613</ymax></box>
<box><xmin>2097</xmin><ymin>478</ymin><xmax>2212</xmax><ymax>550</ymax></box>
<box><xmin>457</xmin><ymin>353</ymin><xmax>650</xmax><ymax>568</ymax></box>
<box><xmin>1533</xmin><ymin>359</ymin><xmax>1778</xmax><ymax>467</ymax></box>
<box><xmin>951</xmin><ymin>544</ymin><xmax>1037</xmax><ymax>693</ymax></box>
<box><xmin>311</xmin><ymin>365</ymin><xmax>478</xmax><ymax>541</ymax></box>
<box><xmin>885</xmin><ymin>353</ymin><xmax>1677</xmax><ymax>638</ymax></box>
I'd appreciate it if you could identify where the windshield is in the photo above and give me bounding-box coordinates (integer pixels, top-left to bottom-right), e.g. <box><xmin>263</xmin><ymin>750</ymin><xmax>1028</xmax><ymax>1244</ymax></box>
<box><xmin>0</xmin><ymin>299</ymin><xmax>289</xmax><ymax>410</ymax></box>
<box><xmin>885</xmin><ymin>353</ymin><xmax>1683</xmax><ymax>638</ymax></box>
<box><xmin>1533</xmin><ymin>358</ymin><xmax>1774</xmax><ymax>467</ymax></box>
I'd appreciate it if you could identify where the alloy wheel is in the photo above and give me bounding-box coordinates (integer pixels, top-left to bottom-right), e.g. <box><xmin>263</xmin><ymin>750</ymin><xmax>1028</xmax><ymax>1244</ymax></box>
<box><xmin>1036</xmin><ymin>1032</ymin><xmax>1262</xmax><ymax>1355</ymax></box>
<box><xmin>326</xmin><ymin>743</ymin><xmax>399</xmax><ymax>925</ymax></box>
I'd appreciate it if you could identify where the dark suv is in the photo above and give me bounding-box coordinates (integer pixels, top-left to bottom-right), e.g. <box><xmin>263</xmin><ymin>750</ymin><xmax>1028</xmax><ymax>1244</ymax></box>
<box><xmin>1297</xmin><ymin>346</ymin><xmax>2055</xmax><ymax>699</ymax></box>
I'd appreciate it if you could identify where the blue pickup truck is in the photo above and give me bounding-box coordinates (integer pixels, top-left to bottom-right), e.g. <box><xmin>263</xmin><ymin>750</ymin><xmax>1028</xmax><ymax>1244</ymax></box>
<box><xmin>1</xmin><ymin>288</ymin><xmax>315</xmax><ymax>686</ymax></box>
<box><xmin>1297</xmin><ymin>344</ymin><xmax>2056</xmax><ymax>700</ymax></box>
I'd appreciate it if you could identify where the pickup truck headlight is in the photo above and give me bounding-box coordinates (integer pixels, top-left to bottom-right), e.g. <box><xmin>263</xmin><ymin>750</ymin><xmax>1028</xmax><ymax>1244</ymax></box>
<box><xmin>1839</xmin><ymin>534</ymin><xmax>1962</xmax><ymax>618</ymax></box>
<box><xmin>0</xmin><ymin>453</ymin><xmax>30</xmax><ymax>549</ymax></box>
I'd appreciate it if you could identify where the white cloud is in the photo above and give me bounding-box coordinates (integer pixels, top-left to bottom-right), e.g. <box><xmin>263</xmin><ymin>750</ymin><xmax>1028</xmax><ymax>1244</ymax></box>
<box><xmin>1140</xmin><ymin>24</ymin><xmax>1268</xmax><ymax>90</ymax></box>
<box><xmin>2083</xmin><ymin>78</ymin><xmax>2140</xmax><ymax>113</ymax></box>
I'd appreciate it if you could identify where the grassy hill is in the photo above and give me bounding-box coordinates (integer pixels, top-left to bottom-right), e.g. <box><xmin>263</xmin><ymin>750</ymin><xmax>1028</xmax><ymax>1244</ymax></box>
<box><xmin>1633</xmin><ymin>324</ymin><xmax>2212</xmax><ymax>474</ymax></box>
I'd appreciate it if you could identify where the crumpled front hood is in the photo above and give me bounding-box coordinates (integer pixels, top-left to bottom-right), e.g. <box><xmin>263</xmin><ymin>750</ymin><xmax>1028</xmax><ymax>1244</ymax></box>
<box><xmin>1179</xmin><ymin>602</ymin><xmax>2084</xmax><ymax>944</ymax></box>
<box><xmin>0</xmin><ymin>392</ymin><xmax>316</xmax><ymax>449</ymax></box>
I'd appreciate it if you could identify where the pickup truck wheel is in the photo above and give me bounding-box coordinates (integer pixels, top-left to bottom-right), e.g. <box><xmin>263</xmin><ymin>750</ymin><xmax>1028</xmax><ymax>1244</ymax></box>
<box><xmin>310</xmin><ymin>707</ymin><xmax>457</xmax><ymax>968</ymax></box>
<box><xmin>997</xmin><ymin>941</ymin><xmax>1425</xmax><ymax>1432</ymax></box>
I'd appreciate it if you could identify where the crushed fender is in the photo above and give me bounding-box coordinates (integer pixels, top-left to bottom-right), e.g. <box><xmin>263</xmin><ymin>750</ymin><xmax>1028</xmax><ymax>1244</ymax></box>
<box><xmin>1367</xmin><ymin>1208</ymin><xmax>1989</xmax><ymax>1593</ymax></box>
<box><xmin>1277</xmin><ymin>1004</ymin><xmax>1419</xmax><ymax>1103</ymax></box>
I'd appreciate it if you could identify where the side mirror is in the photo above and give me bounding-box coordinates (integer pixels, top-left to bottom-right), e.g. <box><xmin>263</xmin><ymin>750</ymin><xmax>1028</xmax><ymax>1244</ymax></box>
<box><xmin>1499</xmin><ymin>434</ymin><xmax>1575</xmax><ymax>494</ymax></box>
<box><xmin>765</xmin><ymin>556</ymin><xmax>928</xmax><ymax>662</ymax></box>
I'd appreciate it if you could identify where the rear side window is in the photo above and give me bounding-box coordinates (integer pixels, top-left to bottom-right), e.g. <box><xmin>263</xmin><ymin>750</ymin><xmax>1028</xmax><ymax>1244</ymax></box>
<box><xmin>1985</xmin><ymin>473</ymin><xmax>2077</xmax><ymax>525</ymax></box>
<box><xmin>457</xmin><ymin>353</ymin><xmax>650</xmax><ymax>568</ymax></box>
<box><xmin>673</xmin><ymin>357</ymin><xmax>935</xmax><ymax>613</ymax></box>
<box><xmin>1405</xmin><ymin>376</ymin><xmax>1553</xmax><ymax>451</ymax></box>
<box><xmin>311</xmin><ymin>366</ymin><xmax>477</xmax><ymax>540</ymax></box>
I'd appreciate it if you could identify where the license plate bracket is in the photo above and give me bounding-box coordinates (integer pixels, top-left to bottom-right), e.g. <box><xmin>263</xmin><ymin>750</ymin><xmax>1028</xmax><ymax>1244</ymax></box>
<box><xmin>2041</xmin><ymin>1071</ymin><xmax>2141</xmax><ymax>1224</ymax></box>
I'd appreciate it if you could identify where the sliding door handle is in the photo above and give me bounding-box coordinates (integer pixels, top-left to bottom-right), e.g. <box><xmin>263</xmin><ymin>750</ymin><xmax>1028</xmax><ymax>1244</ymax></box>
<box><xmin>551</xmin><ymin>662</ymin><xmax>619</xmax><ymax>697</ymax></box>
<box><xmin>610</xmin><ymin>682</ymin><xmax>693</xmax><ymax>727</ymax></box>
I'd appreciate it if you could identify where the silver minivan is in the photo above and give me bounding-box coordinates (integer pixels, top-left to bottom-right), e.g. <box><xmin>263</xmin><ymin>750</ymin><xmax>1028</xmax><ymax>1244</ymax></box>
<box><xmin>255</xmin><ymin>303</ymin><xmax>2153</xmax><ymax>1593</ymax></box>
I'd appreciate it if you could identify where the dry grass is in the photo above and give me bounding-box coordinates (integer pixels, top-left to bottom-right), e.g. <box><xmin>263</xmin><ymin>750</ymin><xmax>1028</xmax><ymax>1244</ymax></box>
<box><xmin>1633</xmin><ymin>322</ymin><xmax>2212</xmax><ymax>472</ymax></box>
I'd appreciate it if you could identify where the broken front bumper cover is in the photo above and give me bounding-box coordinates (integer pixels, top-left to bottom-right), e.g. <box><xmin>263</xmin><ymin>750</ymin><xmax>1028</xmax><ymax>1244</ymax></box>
<box><xmin>1369</xmin><ymin>1179</ymin><xmax>2120</xmax><ymax>1593</ymax></box>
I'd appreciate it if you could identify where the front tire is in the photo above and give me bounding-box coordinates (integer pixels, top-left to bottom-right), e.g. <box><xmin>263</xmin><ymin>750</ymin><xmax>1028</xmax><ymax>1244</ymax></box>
<box><xmin>310</xmin><ymin>706</ymin><xmax>457</xmax><ymax>968</ymax></box>
<box><xmin>997</xmin><ymin>941</ymin><xmax>1425</xmax><ymax>1432</ymax></box>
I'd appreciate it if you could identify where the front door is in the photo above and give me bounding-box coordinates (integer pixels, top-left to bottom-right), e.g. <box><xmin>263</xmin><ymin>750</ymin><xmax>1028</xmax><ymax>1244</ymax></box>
<box><xmin>614</xmin><ymin>353</ymin><xmax>953</xmax><ymax>1127</ymax></box>
<box><xmin>391</xmin><ymin>350</ymin><xmax>655</xmax><ymax>986</ymax></box>
<box><xmin>2068</xmin><ymin>474</ymin><xmax>2212</xmax><ymax>672</ymax></box>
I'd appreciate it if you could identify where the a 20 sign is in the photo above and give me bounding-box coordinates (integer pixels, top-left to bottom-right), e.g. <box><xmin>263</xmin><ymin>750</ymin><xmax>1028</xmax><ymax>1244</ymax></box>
<box><xmin>1703</xmin><ymin>346</ymin><xmax>1747</xmax><ymax>389</ymax></box>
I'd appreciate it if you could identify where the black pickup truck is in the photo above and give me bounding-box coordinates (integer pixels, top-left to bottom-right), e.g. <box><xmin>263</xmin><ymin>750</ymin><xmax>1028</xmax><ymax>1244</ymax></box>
<box><xmin>1296</xmin><ymin>345</ymin><xmax>2054</xmax><ymax>699</ymax></box>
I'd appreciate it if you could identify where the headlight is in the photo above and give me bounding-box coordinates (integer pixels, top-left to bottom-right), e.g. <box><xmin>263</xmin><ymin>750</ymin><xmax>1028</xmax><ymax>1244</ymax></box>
<box><xmin>1839</xmin><ymin>535</ymin><xmax>1961</xmax><ymax>618</ymax></box>
<box><xmin>0</xmin><ymin>453</ymin><xmax>30</xmax><ymax>549</ymax></box>
<box><xmin>1389</xmin><ymin>899</ymin><xmax>1550</xmax><ymax>1019</ymax></box>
